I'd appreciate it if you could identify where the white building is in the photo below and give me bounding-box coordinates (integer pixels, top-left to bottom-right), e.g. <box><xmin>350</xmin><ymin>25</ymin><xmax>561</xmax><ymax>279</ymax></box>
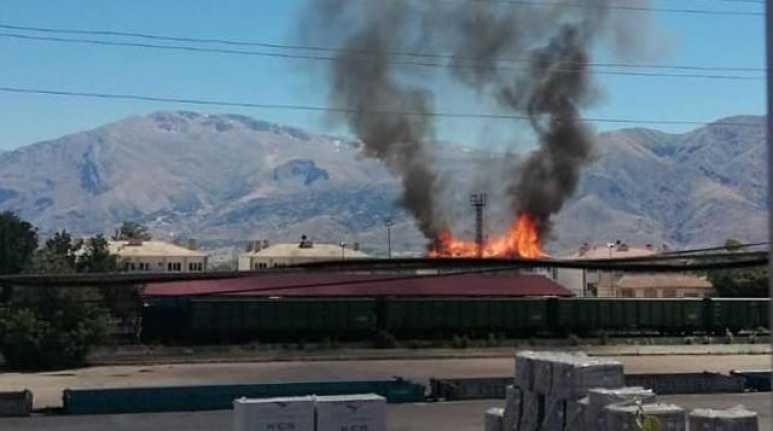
<box><xmin>238</xmin><ymin>236</ymin><xmax>370</xmax><ymax>271</ymax></box>
<box><xmin>615</xmin><ymin>274</ymin><xmax>714</xmax><ymax>298</ymax></box>
<box><xmin>109</xmin><ymin>239</ymin><xmax>208</xmax><ymax>272</ymax></box>
<box><xmin>555</xmin><ymin>241</ymin><xmax>658</xmax><ymax>297</ymax></box>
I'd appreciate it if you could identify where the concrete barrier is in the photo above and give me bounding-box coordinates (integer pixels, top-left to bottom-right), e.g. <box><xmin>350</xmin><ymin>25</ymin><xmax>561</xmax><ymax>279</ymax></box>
<box><xmin>625</xmin><ymin>372</ymin><xmax>745</xmax><ymax>395</ymax></box>
<box><xmin>430</xmin><ymin>377</ymin><xmax>513</xmax><ymax>400</ymax></box>
<box><xmin>431</xmin><ymin>371</ymin><xmax>747</xmax><ymax>401</ymax></box>
<box><xmin>63</xmin><ymin>377</ymin><xmax>425</xmax><ymax>414</ymax></box>
<box><xmin>730</xmin><ymin>370</ymin><xmax>771</xmax><ymax>392</ymax></box>
<box><xmin>0</xmin><ymin>390</ymin><xmax>33</xmax><ymax>417</ymax></box>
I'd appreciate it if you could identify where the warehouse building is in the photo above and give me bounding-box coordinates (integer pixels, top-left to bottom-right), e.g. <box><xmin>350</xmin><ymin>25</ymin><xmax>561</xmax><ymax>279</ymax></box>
<box><xmin>109</xmin><ymin>239</ymin><xmax>208</xmax><ymax>273</ymax></box>
<box><xmin>144</xmin><ymin>271</ymin><xmax>573</xmax><ymax>297</ymax></box>
<box><xmin>238</xmin><ymin>236</ymin><xmax>370</xmax><ymax>271</ymax></box>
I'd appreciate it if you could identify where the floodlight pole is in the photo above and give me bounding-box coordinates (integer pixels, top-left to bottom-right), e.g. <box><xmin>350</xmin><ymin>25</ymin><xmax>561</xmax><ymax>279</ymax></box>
<box><xmin>470</xmin><ymin>193</ymin><xmax>488</xmax><ymax>258</ymax></box>
<box><xmin>766</xmin><ymin>0</ymin><xmax>772</xmax><ymax>357</ymax></box>
<box><xmin>384</xmin><ymin>218</ymin><xmax>393</xmax><ymax>259</ymax></box>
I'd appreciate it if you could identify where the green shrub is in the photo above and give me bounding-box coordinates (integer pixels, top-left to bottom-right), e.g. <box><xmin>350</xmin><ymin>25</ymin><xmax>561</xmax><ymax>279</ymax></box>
<box><xmin>0</xmin><ymin>301</ymin><xmax>110</xmax><ymax>370</ymax></box>
<box><xmin>451</xmin><ymin>334</ymin><xmax>470</xmax><ymax>349</ymax></box>
<box><xmin>567</xmin><ymin>334</ymin><xmax>581</xmax><ymax>346</ymax></box>
<box><xmin>372</xmin><ymin>330</ymin><xmax>400</xmax><ymax>349</ymax></box>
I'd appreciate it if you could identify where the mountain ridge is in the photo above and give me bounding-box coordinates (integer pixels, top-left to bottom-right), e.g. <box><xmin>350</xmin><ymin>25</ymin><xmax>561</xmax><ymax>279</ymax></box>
<box><xmin>0</xmin><ymin>111</ymin><xmax>766</xmax><ymax>255</ymax></box>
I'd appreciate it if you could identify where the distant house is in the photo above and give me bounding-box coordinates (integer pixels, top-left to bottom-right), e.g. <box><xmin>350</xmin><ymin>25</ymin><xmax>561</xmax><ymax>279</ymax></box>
<box><xmin>109</xmin><ymin>239</ymin><xmax>208</xmax><ymax>273</ymax></box>
<box><xmin>555</xmin><ymin>241</ymin><xmax>659</xmax><ymax>297</ymax></box>
<box><xmin>238</xmin><ymin>236</ymin><xmax>370</xmax><ymax>271</ymax></box>
<box><xmin>615</xmin><ymin>274</ymin><xmax>714</xmax><ymax>298</ymax></box>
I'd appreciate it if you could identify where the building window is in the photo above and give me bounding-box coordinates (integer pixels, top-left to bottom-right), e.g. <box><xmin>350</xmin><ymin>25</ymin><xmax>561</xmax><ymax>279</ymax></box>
<box><xmin>683</xmin><ymin>292</ymin><xmax>700</xmax><ymax>298</ymax></box>
<box><xmin>188</xmin><ymin>262</ymin><xmax>203</xmax><ymax>272</ymax></box>
<box><xmin>644</xmin><ymin>288</ymin><xmax>657</xmax><ymax>298</ymax></box>
<box><xmin>662</xmin><ymin>288</ymin><xmax>677</xmax><ymax>298</ymax></box>
<box><xmin>619</xmin><ymin>288</ymin><xmax>635</xmax><ymax>298</ymax></box>
<box><xmin>168</xmin><ymin>262</ymin><xmax>182</xmax><ymax>272</ymax></box>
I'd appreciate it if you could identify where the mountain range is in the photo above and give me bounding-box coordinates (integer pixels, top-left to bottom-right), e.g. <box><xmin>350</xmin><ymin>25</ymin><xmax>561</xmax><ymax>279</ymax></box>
<box><xmin>0</xmin><ymin>111</ymin><xmax>766</xmax><ymax>256</ymax></box>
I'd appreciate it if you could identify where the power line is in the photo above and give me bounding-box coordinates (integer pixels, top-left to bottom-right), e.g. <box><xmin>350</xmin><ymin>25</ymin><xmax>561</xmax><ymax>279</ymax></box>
<box><xmin>0</xmin><ymin>32</ymin><xmax>761</xmax><ymax>81</ymax></box>
<box><xmin>0</xmin><ymin>23</ymin><xmax>764</xmax><ymax>74</ymax></box>
<box><xmin>0</xmin><ymin>253</ymin><xmax>767</xmax><ymax>289</ymax></box>
<box><xmin>379</xmin><ymin>0</ymin><xmax>763</xmax><ymax>16</ymax></box>
<box><xmin>0</xmin><ymin>85</ymin><xmax>764</xmax><ymax>127</ymax></box>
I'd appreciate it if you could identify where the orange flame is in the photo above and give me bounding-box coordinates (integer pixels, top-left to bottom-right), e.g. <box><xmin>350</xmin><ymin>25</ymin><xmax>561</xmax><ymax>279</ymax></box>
<box><xmin>429</xmin><ymin>213</ymin><xmax>544</xmax><ymax>259</ymax></box>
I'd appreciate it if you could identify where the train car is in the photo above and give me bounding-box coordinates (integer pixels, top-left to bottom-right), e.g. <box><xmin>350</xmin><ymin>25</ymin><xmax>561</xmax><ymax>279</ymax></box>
<box><xmin>185</xmin><ymin>297</ymin><xmax>377</xmax><ymax>342</ymax></box>
<box><xmin>382</xmin><ymin>297</ymin><xmax>550</xmax><ymax>338</ymax></box>
<box><xmin>141</xmin><ymin>297</ymin><xmax>192</xmax><ymax>342</ymax></box>
<box><xmin>552</xmin><ymin>298</ymin><xmax>705</xmax><ymax>335</ymax></box>
<box><xmin>141</xmin><ymin>296</ymin><xmax>770</xmax><ymax>343</ymax></box>
<box><xmin>706</xmin><ymin>298</ymin><xmax>770</xmax><ymax>334</ymax></box>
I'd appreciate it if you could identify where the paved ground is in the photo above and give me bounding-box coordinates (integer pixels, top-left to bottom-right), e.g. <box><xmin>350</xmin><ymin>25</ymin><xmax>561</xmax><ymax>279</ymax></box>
<box><xmin>88</xmin><ymin>344</ymin><xmax>771</xmax><ymax>365</ymax></box>
<box><xmin>0</xmin><ymin>354</ymin><xmax>768</xmax><ymax>409</ymax></box>
<box><xmin>0</xmin><ymin>393</ymin><xmax>768</xmax><ymax>431</ymax></box>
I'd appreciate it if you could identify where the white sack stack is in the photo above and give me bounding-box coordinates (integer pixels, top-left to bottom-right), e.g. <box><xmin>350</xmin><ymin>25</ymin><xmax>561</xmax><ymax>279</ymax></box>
<box><xmin>689</xmin><ymin>406</ymin><xmax>759</xmax><ymax>431</ymax></box>
<box><xmin>485</xmin><ymin>407</ymin><xmax>505</xmax><ymax>431</ymax></box>
<box><xmin>605</xmin><ymin>402</ymin><xmax>687</xmax><ymax>431</ymax></box>
<box><xmin>233</xmin><ymin>396</ymin><xmax>315</xmax><ymax>431</ymax></box>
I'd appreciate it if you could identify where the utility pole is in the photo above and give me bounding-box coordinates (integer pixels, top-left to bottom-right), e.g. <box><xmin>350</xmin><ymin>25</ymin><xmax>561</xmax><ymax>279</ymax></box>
<box><xmin>384</xmin><ymin>218</ymin><xmax>393</xmax><ymax>259</ymax></box>
<box><xmin>766</xmin><ymin>0</ymin><xmax>772</xmax><ymax>331</ymax></box>
<box><xmin>339</xmin><ymin>242</ymin><xmax>347</xmax><ymax>260</ymax></box>
<box><xmin>469</xmin><ymin>193</ymin><xmax>487</xmax><ymax>258</ymax></box>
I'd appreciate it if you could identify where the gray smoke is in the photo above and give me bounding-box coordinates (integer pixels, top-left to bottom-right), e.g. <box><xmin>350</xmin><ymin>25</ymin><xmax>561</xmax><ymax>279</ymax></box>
<box><xmin>303</xmin><ymin>0</ymin><xmax>651</xmax><ymax>243</ymax></box>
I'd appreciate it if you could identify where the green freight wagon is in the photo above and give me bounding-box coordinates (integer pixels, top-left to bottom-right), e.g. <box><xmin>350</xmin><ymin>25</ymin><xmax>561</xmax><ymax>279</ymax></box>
<box><xmin>383</xmin><ymin>297</ymin><xmax>549</xmax><ymax>337</ymax></box>
<box><xmin>187</xmin><ymin>297</ymin><xmax>378</xmax><ymax>342</ymax></box>
<box><xmin>553</xmin><ymin>298</ymin><xmax>704</xmax><ymax>335</ymax></box>
<box><xmin>707</xmin><ymin>298</ymin><xmax>770</xmax><ymax>334</ymax></box>
<box><xmin>141</xmin><ymin>297</ymin><xmax>192</xmax><ymax>342</ymax></box>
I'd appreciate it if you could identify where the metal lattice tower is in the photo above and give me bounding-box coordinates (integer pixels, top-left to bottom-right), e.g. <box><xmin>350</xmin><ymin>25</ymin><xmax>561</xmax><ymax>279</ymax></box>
<box><xmin>470</xmin><ymin>193</ymin><xmax>487</xmax><ymax>258</ymax></box>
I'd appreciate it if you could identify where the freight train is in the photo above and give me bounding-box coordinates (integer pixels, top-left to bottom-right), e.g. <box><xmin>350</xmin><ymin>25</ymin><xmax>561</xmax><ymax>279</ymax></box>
<box><xmin>142</xmin><ymin>297</ymin><xmax>770</xmax><ymax>343</ymax></box>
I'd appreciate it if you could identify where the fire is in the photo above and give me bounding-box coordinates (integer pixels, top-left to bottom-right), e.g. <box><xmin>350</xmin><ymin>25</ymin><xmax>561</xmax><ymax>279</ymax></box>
<box><xmin>429</xmin><ymin>213</ymin><xmax>544</xmax><ymax>259</ymax></box>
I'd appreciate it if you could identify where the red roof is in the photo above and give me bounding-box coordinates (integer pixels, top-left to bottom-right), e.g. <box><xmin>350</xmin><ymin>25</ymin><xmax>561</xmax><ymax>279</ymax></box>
<box><xmin>143</xmin><ymin>271</ymin><xmax>573</xmax><ymax>297</ymax></box>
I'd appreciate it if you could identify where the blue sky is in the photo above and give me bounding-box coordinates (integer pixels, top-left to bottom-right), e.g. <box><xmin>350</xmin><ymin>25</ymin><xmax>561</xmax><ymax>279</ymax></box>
<box><xmin>0</xmin><ymin>0</ymin><xmax>766</xmax><ymax>151</ymax></box>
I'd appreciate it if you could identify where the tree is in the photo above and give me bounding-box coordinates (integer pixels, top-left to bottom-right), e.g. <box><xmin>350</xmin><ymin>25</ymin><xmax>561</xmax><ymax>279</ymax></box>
<box><xmin>111</xmin><ymin>222</ymin><xmax>151</xmax><ymax>241</ymax></box>
<box><xmin>0</xmin><ymin>296</ymin><xmax>109</xmax><ymax>370</ymax></box>
<box><xmin>706</xmin><ymin>238</ymin><xmax>769</xmax><ymax>298</ymax></box>
<box><xmin>724</xmin><ymin>238</ymin><xmax>744</xmax><ymax>252</ymax></box>
<box><xmin>0</xmin><ymin>230</ymin><xmax>116</xmax><ymax>370</ymax></box>
<box><xmin>44</xmin><ymin>230</ymin><xmax>80</xmax><ymax>268</ymax></box>
<box><xmin>707</xmin><ymin>267</ymin><xmax>768</xmax><ymax>298</ymax></box>
<box><xmin>25</xmin><ymin>229</ymin><xmax>82</xmax><ymax>275</ymax></box>
<box><xmin>0</xmin><ymin>212</ymin><xmax>38</xmax><ymax>274</ymax></box>
<box><xmin>0</xmin><ymin>212</ymin><xmax>38</xmax><ymax>302</ymax></box>
<box><xmin>77</xmin><ymin>234</ymin><xmax>118</xmax><ymax>273</ymax></box>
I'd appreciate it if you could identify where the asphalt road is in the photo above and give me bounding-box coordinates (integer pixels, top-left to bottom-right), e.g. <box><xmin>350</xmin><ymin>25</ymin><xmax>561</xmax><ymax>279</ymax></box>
<box><xmin>1</xmin><ymin>354</ymin><xmax>768</xmax><ymax>409</ymax></box>
<box><xmin>1</xmin><ymin>394</ymin><xmax>769</xmax><ymax>431</ymax></box>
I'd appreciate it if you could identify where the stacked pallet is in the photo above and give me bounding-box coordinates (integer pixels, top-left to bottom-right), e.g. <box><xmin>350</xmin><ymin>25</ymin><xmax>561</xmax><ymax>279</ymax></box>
<box><xmin>484</xmin><ymin>351</ymin><xmax>759</xmax><ymax>431</ymax></box>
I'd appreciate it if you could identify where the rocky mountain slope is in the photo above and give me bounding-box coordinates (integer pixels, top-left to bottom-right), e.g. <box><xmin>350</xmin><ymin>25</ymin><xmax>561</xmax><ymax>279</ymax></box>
<box><xmin>0</xmin><ymin>111</ymin><xmax>766</xmax><ymax>255</ymax></box>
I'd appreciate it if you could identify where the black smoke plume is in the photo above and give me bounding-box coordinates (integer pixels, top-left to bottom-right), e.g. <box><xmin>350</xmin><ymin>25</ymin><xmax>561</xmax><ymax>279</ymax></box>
<box><xmin>303</xmin><ymin>0</ymin><xmax>651</xmax><ymax>243</ymax></box>
<box><xmin>303</xmin><ymin>1</ymin><xmax>446</xmax><ymax>238</ymax></box>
